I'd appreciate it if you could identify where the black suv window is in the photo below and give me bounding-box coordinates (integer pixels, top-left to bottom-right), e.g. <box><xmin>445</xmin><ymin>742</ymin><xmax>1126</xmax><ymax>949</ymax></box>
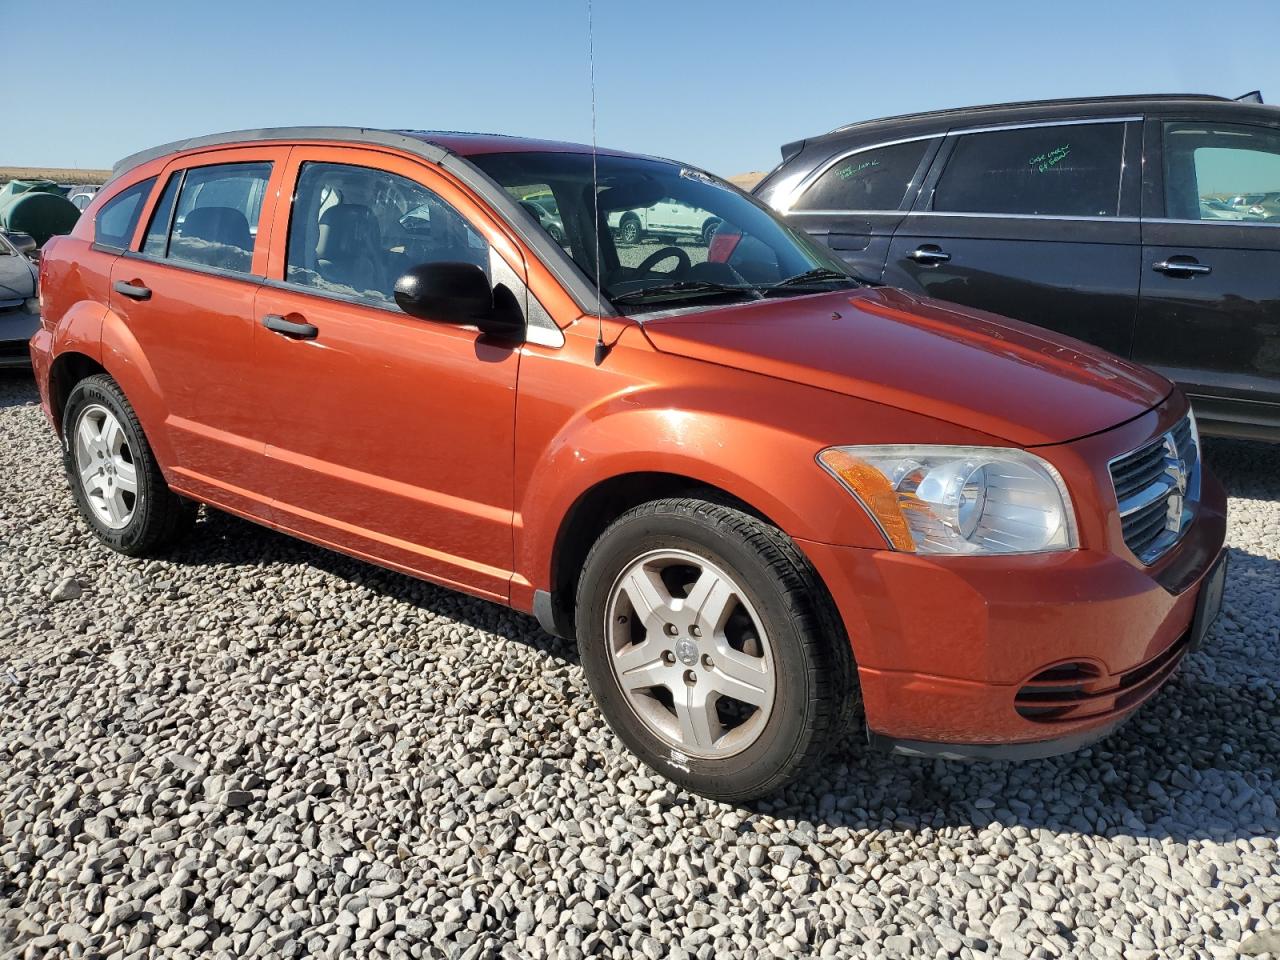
<box><xmin>793</xmin><ymin>139</ymin><xmax>931</xmax><ymax>212</ymax></box>
<box><xmin>1162</xmin><ymin>121</ymin><xmax>1280</xmax><ymax>222</ymax></box>
<box><xmin>286</xmin><ymin>162</ymin><xmax>489</xmax><ymax>305</ymax></box>
<box><xmin>94</xmin><ymin>177</ymin><xmax>156</xmax><ymax>250</ymax></box>
<box><xmin>933</xmin><ymin>123</ymin><xmax>1125</xmax><ymax>217</ymax></box>
<box><xmin>159</xmin><ymin>163</ymin><xmax>272</xmax><ymax>274</ymax></box>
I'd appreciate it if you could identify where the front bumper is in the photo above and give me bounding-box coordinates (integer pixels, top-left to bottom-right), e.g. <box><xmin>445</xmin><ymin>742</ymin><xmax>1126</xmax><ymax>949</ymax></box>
<box><xmin>0</xmin><ymin>306</ymin><xmax>40</xmax><ymax>368</ymax></box>
<box><xmin>798</xmin><ymin>423</ymin><xmax>1228</xmax><ymax>759</ymax></box>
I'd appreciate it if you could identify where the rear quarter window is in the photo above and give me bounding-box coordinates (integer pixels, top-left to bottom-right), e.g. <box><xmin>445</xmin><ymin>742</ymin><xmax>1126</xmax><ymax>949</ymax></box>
<box><xmin>792</xmin><ymin>139</ymin><xmax>932</xmax><ymax>212</ymax></box>
<box><xmin>94</xmin><ymin>177</ymin><xmax>157</xmax><ymax>249</ymax></box>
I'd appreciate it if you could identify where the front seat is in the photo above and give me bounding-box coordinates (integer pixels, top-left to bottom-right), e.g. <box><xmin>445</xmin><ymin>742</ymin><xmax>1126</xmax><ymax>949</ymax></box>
<box><xmin>172</xmin><ymin>206</ymin><xmax>253</xmax><ymax>271</ymax></box>
<box><xmin>315</xmin><ymin>203</ymin><xmax>384</xmax><ymax>297</ymax></box>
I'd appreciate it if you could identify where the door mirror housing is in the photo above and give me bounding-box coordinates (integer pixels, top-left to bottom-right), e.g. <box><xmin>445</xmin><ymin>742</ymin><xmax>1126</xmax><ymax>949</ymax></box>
<box><xmin>394</xmin><ymin>261</ymin><xmax>525</xmax><ymax>342</ymax></box>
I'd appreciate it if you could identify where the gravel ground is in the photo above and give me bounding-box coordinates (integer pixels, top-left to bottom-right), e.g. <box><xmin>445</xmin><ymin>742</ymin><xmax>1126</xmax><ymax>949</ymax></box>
<box><xmin>1</xmin><ymin>368</ymin><xmax>1277</xmax><ymax>960</ymax></box>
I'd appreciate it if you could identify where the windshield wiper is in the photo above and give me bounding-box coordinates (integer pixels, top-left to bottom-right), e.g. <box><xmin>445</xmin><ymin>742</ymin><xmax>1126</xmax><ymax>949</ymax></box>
<box><xmin>763</xmin><ymin>268</ymin><xmax>861</xmax><ymax>295</ymax></box>
<box><xmin>611</xmin><ymin>280</ymin><xmax>761</xmax><ymax>306</ymax></box>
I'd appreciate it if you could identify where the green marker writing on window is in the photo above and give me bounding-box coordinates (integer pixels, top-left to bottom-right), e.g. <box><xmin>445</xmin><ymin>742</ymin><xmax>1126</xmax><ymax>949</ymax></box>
<box><xmin>837</xmin><ymin>159</ymin><xmax>881</xmax><ymax>181</ymax></box>
<box><xmin>1028</xmin><ymin>144</ymin><xmax>1070</xmax><ymax>173</ymax></box>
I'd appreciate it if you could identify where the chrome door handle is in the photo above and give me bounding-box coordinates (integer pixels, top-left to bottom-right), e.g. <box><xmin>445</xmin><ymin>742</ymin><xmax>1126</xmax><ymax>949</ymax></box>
<box><xmin>907</xmin><ymin>245</ymin><xmax>951</xmax><ymax>265</ymax></box>
<box><xmin>1153</xmin><ymin>259</ymin><xmax>1211</xmax><ymax>276</ymax></box>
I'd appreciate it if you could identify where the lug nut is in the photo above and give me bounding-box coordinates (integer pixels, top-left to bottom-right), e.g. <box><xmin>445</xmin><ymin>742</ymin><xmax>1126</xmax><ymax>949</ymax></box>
<box><xmin>690</xmin><ymin>625</ymin><xmax>702</xmax><ymax>637</ymax></box>
<box><xmin>701</xmin><ymin>654</ymin><xmax>714</xmax><ymax>670</ymax></box>
<box><xmin>661</xmin><ymin>650</ymin><xmax>676</xmax><ymax>665</ymax></box>
<box><xmin>664</xmin><ymin>623</ymin><xmax>678</xmax><ymax>636</ymax></box>
<box><xmin>683</xmin><ymin>670</ymin><xmax>697</xmax><ymax>686</ymax></box>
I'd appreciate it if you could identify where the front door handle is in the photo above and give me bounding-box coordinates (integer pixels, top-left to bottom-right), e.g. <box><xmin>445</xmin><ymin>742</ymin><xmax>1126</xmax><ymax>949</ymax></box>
<box><xmin>907</xmin><ymin>245</ymin><xmax>951</xmax><ymax>265</ymax></box>
<box><xmin>262</xmin><ymin>314</ymin><xmax>319</xmax><ymax>340</ymax></box>
<box><xmin>113</xmin><ymin>280</ymin><xmax>151</xmax><ymax>301</ymax></box>
<box><xmin>1153</xmin><ymin>258</ymin><xmax>1211</xmax><ymax>277</ymax></box>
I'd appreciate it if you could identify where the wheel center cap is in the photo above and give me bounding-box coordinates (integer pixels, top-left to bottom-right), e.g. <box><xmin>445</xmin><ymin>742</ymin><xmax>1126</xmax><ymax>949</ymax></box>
<box><xmin>674</xmin><ymin>637</ymin><xmax>698</xmax><ymax>666</ymax></box>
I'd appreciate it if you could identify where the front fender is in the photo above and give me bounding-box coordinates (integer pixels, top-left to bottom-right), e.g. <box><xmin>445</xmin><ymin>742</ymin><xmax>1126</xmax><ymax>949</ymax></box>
<box><xmin>514</xmin><ymin>380</ymin><xmax>898</xmax><ymax>602</ymax></box>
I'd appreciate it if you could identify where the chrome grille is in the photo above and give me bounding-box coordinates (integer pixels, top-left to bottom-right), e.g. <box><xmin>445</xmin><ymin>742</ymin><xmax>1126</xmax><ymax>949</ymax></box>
<box><xmin>1109</xmin><ymin>414</ymin><xmax>1200</xmax><ymax>564</ymax></box>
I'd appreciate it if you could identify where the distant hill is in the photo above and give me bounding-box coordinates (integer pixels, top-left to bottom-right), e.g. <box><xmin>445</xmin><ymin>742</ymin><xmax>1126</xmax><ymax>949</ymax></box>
<box><xmin>0</xmin><ymin>167</ymin><xmax>112</xmax><ymax>185</ymax></box>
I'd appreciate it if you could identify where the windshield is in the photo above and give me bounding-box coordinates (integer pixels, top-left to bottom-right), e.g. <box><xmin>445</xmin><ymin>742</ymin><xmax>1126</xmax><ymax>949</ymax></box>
<box><xmin>469</xmin><ymin>151</ymin><xmax>858</xmax><ymax>312</ymax></box>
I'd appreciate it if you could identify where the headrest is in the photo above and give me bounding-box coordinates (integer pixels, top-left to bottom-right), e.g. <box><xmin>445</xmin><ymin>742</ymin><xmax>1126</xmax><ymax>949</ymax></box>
<box><xmin>179</xmin><ymin>206</ymin><xmax>251</xmax><ymax>251</ymax></box>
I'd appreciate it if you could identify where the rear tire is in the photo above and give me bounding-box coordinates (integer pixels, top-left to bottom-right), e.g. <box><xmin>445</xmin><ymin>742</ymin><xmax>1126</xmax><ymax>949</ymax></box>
<box><xmin>62</xmin><ymin>374</ymin><xmax>196</xmax><ymax>556</ymax></box>
<box><xmin>576</xmin><ymin>497</ymin><xmax>857</xmax><ymax>801</ymax></box>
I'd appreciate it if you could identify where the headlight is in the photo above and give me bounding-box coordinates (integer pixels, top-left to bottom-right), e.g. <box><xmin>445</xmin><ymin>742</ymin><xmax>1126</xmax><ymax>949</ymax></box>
<box><xmin>818</xmin><ymin>445</ymin><xmax>1077</xmax><ymax>555</ymax></box>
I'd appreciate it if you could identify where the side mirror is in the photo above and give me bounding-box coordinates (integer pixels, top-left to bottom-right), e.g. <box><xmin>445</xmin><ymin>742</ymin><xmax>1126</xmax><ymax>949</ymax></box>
<box><xmin>4</xmin><ymin>232</ymin><xmax>38</xmax><ymax>258</ymax></box>
<box><xmin>393</xmin><ymin>261</ymin><xmax>525</xmax><ymax>342</ymax></box>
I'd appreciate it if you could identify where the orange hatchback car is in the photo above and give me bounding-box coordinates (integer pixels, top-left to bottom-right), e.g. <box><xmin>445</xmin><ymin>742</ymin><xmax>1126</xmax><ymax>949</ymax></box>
<box><xmin>32</xmin><ymin>128</ymin><xmax>1227</xmax><ymax>800</ymax></box>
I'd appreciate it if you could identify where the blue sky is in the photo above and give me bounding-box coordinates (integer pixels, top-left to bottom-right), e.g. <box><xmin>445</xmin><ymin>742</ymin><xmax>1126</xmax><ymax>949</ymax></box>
<box><xmin>8</xmin><ymin>0</ymin><xmax>1279</xmax><ymax>175</ymax></box>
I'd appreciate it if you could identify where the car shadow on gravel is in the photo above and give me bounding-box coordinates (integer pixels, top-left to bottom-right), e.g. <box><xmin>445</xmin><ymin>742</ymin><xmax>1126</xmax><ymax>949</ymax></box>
<box><xmin>1203</xmin><ymin>437</ymin><xmax>1280</xmax><ymax>501</ymax></box>
<box><xmin>172</xmin><ymin>507</ymin><xmax>1279</xmax><ymax>845</ymax></box>
<box><xmin>759</xmin><ymin>657</ymin><xmax>1280</xmax><ymax>847</ymax></box>
<box><xmin>0</xmin><ymin>369</ymin><xmax>37</xmax><ymax>409</ymax></box>
<box><xmin>164</xmin><ymin>507</ymin><xmax>582</xmax><ymax>665</ymax></box>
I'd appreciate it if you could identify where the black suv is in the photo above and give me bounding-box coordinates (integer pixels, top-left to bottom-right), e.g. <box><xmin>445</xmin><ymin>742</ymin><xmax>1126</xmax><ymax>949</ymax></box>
<box><xmin>756</xmin><ymin>94</ymin><xmax>1280</xmax><ymax>441</ymax></box>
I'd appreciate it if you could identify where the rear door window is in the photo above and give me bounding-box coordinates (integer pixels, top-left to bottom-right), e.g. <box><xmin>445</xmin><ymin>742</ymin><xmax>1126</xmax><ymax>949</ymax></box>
<box><xmin>156</xmin><ymin>162</ymin><xmax>272</xmax><ymax>274</ymax></box>
<box><xmin>94</xmin><ymin>177</ymin><xmax>157</xmax><ymax>249</ymax></box>
<box><xmin>793</xmin><ymin>139</ymin><xmax>932</xmax><ymax>212</ymax></box>
<box><xmin>932</xmin><ymin>123</ymin><xmax>1126</xmax><ymax>217</ymax></box>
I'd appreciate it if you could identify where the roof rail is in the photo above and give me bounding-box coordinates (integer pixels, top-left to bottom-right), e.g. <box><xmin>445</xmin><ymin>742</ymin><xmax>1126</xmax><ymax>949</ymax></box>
<box><xmin>825</xmin><ymin>93</ymin><xmax>1233</xmax><ymax>136</ymax></box>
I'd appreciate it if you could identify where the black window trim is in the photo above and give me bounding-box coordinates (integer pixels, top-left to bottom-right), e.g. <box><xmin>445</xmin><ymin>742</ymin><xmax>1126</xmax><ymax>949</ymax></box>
<box><xmin>781</xmin><ymin>133</ymin><xmax>942</xmax><ymax>215</ymax></box>
<box><xmin>143</xmin><ymin>168</ymin><xmax>187</xmax><ymax>259</ymax></box>
<box><xmin>91</xmin><ymin>176</ymin><xmax>159</xmax><ymax>253</ymax></box>
<box><xmin>917</xmin><ymin>115</ymin><xmax>1142</xmax><ymax>222</ymax></box>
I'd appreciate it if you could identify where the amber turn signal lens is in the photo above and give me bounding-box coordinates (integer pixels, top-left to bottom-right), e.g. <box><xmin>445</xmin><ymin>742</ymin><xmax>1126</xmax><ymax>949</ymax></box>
<box><xmin>817</xmin><ymin>448</ymin><xmax>916</xmax><ymax>551</ymax></box>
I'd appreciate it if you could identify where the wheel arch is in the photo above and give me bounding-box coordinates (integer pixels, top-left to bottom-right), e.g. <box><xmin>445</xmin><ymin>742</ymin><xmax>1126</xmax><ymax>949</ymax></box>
<box><xmin>47</xmin><ymin>351</ymin><xmax>109</xmax><ymax>436</ymax></box>
<box><xmin>47</xmin><ymin>305</ymin><xmax>177</xmax><ymax>469</ymax></box>
<box><xmin>538</xmin><ymin>471</ymin><xmax>789</xmax><ymax>640</ymax></box>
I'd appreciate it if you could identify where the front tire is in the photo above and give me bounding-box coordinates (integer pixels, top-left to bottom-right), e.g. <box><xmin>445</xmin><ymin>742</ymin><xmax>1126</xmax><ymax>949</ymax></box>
<box><xmin>62</xmin><ymin>374</ymin><xmax>195</xmax><ymax>556</ymax></box>
<box><xmin>618</xmin><ymin>215</ymin><xmax>642</xmax><ymax>245</ymax></box>
<box><xmin>576</xmin><ymin>497</ymin><xmax>856</xmax><ymax>801</ymax></box>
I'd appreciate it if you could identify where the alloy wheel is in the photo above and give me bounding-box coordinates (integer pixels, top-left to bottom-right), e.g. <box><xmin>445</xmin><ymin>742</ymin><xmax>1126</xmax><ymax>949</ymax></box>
<box><xmin>605</xmin><ymin>549</ymin><xmax>775</xmax><ymax>759</ymax></box>
<box><xmin>73</xmin><ymin>404</ymin><xmax>138</xmax><ymax>530</ymax></box>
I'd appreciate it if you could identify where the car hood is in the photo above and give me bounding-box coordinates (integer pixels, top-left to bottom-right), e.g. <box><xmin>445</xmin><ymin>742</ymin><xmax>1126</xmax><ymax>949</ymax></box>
<box><xmin>0</xmin><ymin>254</ymin><xmax>35</xmax><ymax>302</ymax></box>
<box><xmin>639</xmin><ymin>287</ymin><xmax>1172</xmax><ymax>446</ymax></box>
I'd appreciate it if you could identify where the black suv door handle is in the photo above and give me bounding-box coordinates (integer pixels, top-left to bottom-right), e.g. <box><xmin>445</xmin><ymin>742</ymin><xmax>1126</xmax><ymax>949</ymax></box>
<box><xmin>113</xmin><ymin>280</ymin><xmax>151</xmax><ymax>301</ymax></box>
<box><xmin>907</xmin><ymin>245</ymin><xmax>951</xmax><ymax>265</ymax></box>
<box><xmin>1153</xmin><ymin>258</ymin><xmax>1211</xmax><ymax>277</ymax></box>
<box><xmin>262</xmin><ymin>314</ymin><xmax>319</xmax><ymax>340</ymax></box>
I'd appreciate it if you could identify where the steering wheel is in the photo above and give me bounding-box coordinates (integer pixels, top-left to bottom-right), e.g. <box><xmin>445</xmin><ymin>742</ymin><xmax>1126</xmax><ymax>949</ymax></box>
<box><xmin>636</xmin><ymin>245</ymin><xmax>690</xmax><ymax>275</ymax></box>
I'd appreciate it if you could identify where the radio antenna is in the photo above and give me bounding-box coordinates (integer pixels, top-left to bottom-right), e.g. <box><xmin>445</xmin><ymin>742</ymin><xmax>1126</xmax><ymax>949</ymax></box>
<box><xmin>588</xmin><ymin>0</ymin><xmax>610</xmax><ymax>365</ymax></box>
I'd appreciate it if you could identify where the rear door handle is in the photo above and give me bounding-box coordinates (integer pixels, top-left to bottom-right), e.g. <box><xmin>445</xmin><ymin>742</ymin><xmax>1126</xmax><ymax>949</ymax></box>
<box><xmin>113</xmin><ymin>280</ymin><xmax>151</xmax><ymax>300</ymax></box>
<box><xmin>907</xmin><ymin>245</ymin><xmax>951</xmax><ymax>265</ymax></box>
<box><xmin>1153</xmin><ymin>258</ymin><xmax>1211</xmax><ymax>276</ymax></box>
<box><xmin>262</xmin><ymin>314</ymin><xmax>319</xmax><ymax>340</ymax></box>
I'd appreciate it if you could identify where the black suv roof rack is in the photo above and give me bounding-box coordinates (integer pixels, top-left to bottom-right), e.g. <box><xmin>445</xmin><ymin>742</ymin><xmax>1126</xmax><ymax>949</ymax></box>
<box><xmin>826</xmin><ymin>93</ymin><xmax>1233</xmax><ymax>136</ymax></box>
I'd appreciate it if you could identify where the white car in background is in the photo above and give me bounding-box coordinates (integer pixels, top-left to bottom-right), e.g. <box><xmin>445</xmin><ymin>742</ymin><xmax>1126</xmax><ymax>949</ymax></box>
<box><xmin>608</xmin><ymin>198</ymin><xmax>721</xmax><ymax>246</ymax></box>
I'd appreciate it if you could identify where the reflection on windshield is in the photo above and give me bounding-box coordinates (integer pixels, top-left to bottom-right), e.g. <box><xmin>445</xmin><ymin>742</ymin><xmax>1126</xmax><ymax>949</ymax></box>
<box><xmin>470</xmin><ymin>152</ymin><xmax>857</xmax><ymax>311</ymax></box>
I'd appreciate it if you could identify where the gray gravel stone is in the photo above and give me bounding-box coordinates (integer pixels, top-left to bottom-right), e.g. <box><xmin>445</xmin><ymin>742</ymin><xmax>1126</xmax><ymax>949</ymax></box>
<box><xmin>1</xmin><ymin>371</ymin><xmax>1278</xmax><ymax>960</ymax></box>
